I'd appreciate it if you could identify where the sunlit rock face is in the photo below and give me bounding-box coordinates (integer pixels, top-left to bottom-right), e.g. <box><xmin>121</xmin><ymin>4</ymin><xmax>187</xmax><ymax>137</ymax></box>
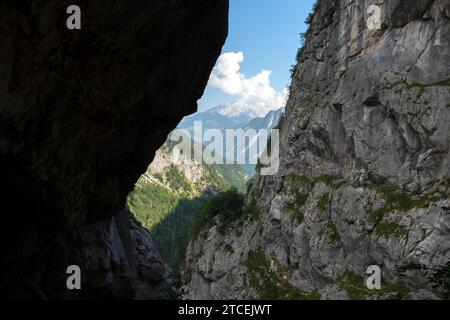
<box><xmin>184</xmin><ymin>0</ymin><xmax>449</xmax><ymax>300</ymax></box>
<box><xmin>0</xmin><ymin>0</ymin><xmax>228</xmax><ymax>299</ymax></box>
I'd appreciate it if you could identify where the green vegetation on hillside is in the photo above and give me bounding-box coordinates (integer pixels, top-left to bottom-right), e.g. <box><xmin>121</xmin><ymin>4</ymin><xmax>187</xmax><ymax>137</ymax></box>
<box><xmin>127</xmin><ymin>139</ymin><xmax>249</xmax><ymax>275</ymax></box>
<box><xmin>152</xmin><ymin>194</ymin><xmax>209</xmax><ymax>271</ymax></box>
<box><xmin>206</xmin><ymin>163</ymin><xmax>248</xmax><ymax>192</ymax></box>
<box><xmin>128</xmin><ymin>184</ymin><xmax>180</xmax><ymax>230</ymax></box>
<box><xmin>166</xmin><ymin>164</ymin><xmax>193</xmax><ymax>195</ymax></box>
<box><xmin>128</xmin><ymin>183</ymin><xmax>208</xmax><ymax>273</ymax></box>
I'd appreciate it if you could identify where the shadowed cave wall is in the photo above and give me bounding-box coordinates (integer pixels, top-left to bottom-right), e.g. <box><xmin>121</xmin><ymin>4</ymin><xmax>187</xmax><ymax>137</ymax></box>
<box><xmin>0</xmin><ymin>0</ymin><xmax>228</xmax><ymax>299</ymax></box>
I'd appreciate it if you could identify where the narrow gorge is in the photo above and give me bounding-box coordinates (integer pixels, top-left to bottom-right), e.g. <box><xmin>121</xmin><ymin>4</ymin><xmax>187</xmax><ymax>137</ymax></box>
<box><xmin>1</xmin><ymin>0</ymin><xmax>449</xmax><ymax>301</ymax></box>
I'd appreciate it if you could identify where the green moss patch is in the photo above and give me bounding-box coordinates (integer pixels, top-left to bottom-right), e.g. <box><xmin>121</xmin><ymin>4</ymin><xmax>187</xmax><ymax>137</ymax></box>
<box><xmin>284</xmin><ymin>174</ymin><xmax>345</xmax><ymax>195</ymax></box>
<box><xmin>317</xmin><ymin>193</ymin><xmax>330</xmax><ymax>212</ymax></box>
<box><xmin>376</xmin><ymin>185</ymin><xmax>426</xmax><ymax>211</ymax></box>
<box><xmin>374</xmin><ymin>222</ymin><xmax>408</xmax><ymax>239</ymax></box>
<box><xmin>242</xmin><ymin>251</ymin><xmax>321</xmax><ymax>300</ymax></box>
<box><xmin>367</xmin><ymin>207</ymin><xmax>391</xmax><ymax>224</ymax></box>
<box><xmin>367</xmin><ymin>184</ymin><xmax>447</xmax><ymax>225</ymax></box>
<box><xmin>337</xmin><ymin>270</ymin><xmax>411</xmax><ymax>300</ymax></box>
<box><xmin>319</xmin><ymin>222</ymin><xmax>341</xmax><ymax>245</ymax></box>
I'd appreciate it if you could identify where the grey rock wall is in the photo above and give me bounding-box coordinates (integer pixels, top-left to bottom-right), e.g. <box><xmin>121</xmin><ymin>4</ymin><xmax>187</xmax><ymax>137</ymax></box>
<box><xmin>184</xmin><ymin>0</ymin><xmax>449</xmax><ymax>300</ymax></box>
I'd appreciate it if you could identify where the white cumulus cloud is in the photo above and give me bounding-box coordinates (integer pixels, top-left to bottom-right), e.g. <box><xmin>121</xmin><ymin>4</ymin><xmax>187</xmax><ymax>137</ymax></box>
<box><xmin>208</xmin><ymin>52</ymin><xmax>287</xmax><ymax>117</ymax></box>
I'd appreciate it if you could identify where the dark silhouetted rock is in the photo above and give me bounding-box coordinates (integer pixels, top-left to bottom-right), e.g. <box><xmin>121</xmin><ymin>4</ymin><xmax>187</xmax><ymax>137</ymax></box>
<box><xmin>0</xmin><ymin>0</ymin><xmax>228</xmax><ymax>299</ymax></box>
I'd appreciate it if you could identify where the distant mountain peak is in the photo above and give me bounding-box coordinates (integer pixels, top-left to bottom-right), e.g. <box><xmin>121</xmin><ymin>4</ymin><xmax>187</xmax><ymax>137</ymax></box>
<box><xmin>215</xmin><ymin>103</ymin><xmax>283</xmax><ymax>118</ymax></box>
<box><xmin>178</xmin><ymin>103</ymin><xmax>284</xmax><ymax>137</ymax></box>
<box><xmin>215</xmin><ymin>103</ymin><xmax>258</xmax><ymax>118</ymax></box>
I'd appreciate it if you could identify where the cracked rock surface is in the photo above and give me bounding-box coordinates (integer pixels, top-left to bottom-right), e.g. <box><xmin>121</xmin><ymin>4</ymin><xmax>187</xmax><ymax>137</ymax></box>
<box><xmin>183</xmin><ymin>0</ymin><xmax>449</xmax><ymax>300</ymax></box>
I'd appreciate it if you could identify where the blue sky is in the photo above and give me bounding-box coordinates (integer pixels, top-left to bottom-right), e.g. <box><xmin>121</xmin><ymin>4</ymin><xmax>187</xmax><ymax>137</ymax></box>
<box><xmin>198</xmin><ymin>0</ymin><xmax>316</xmax><ymax>112</ymax></box>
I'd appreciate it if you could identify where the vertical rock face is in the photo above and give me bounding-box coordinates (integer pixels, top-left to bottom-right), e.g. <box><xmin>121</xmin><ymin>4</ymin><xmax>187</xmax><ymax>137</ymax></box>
<box><xmin>184</xmin><ymin>0</ymin><xmax>449</xmax><ymax>300</ymax></box>
<box><xmin>0</xmin><ymin>0</ymin><xmax>228</xmax><ymax>299</ymax></box>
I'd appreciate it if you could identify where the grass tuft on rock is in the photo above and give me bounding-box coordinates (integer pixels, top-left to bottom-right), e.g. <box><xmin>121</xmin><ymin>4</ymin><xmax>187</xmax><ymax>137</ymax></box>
<box><xmin>337</xmin><ymin>270</ymin><xmax>411</xmax><ymax>300</ymax></box>
<box><xmin>374</xmin><ymin>222</ymin><xmax>408</xmax><ymax>239</ymax></box>
<box><xmin>242</xmin><ymin>250</ymin><xmax>321</xmax><ymax>300</ymax></box>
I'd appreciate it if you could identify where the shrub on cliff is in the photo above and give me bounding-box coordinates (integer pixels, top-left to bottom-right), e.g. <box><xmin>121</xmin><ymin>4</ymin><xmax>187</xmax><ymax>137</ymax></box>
<box><xmin>191</xmin><ymin>187</ymin><xmax>246</xmax><ymax>236</ymax></box>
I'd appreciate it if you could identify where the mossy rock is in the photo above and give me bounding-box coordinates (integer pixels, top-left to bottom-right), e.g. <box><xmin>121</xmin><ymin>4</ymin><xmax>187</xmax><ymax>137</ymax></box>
<box><xmin>367</xmin><ymin>184</ymin><xmax>447</xmax><ymax>224</ymax></box>
<box><xmin>374</xmin><ymin>222</ymin><xmax>408</xmax><ymax>239</ymax></box>
<box><xmin>317</xmin><ymin>193</ymin><xmax>330</xmax><ymax>212</ymax></box>
<box><xmin>337</xmin><ymin>270</ymin><xmax>411</xmax><ymax>300</ymax></box>
<box><xmin>242</xmin><ymin>251</ymin><xmax>321</xmax><ymax>300</ymax></box>
<box><xmin>319</xmin><ymin>221</ymin><xmax>341</xmax><ymax>245</ymax></box>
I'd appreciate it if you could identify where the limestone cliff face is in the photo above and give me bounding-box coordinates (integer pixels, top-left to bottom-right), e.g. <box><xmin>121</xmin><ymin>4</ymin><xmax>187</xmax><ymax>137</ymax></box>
<box><xmin>0</xmin><ymin>0</ymin><xmax>228</xmax><ymax>298</ymax></box>
<box><xmin>184</xmin><ymin>0</ymin><xmax>450</xmax><ymax>300</ymax></box>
